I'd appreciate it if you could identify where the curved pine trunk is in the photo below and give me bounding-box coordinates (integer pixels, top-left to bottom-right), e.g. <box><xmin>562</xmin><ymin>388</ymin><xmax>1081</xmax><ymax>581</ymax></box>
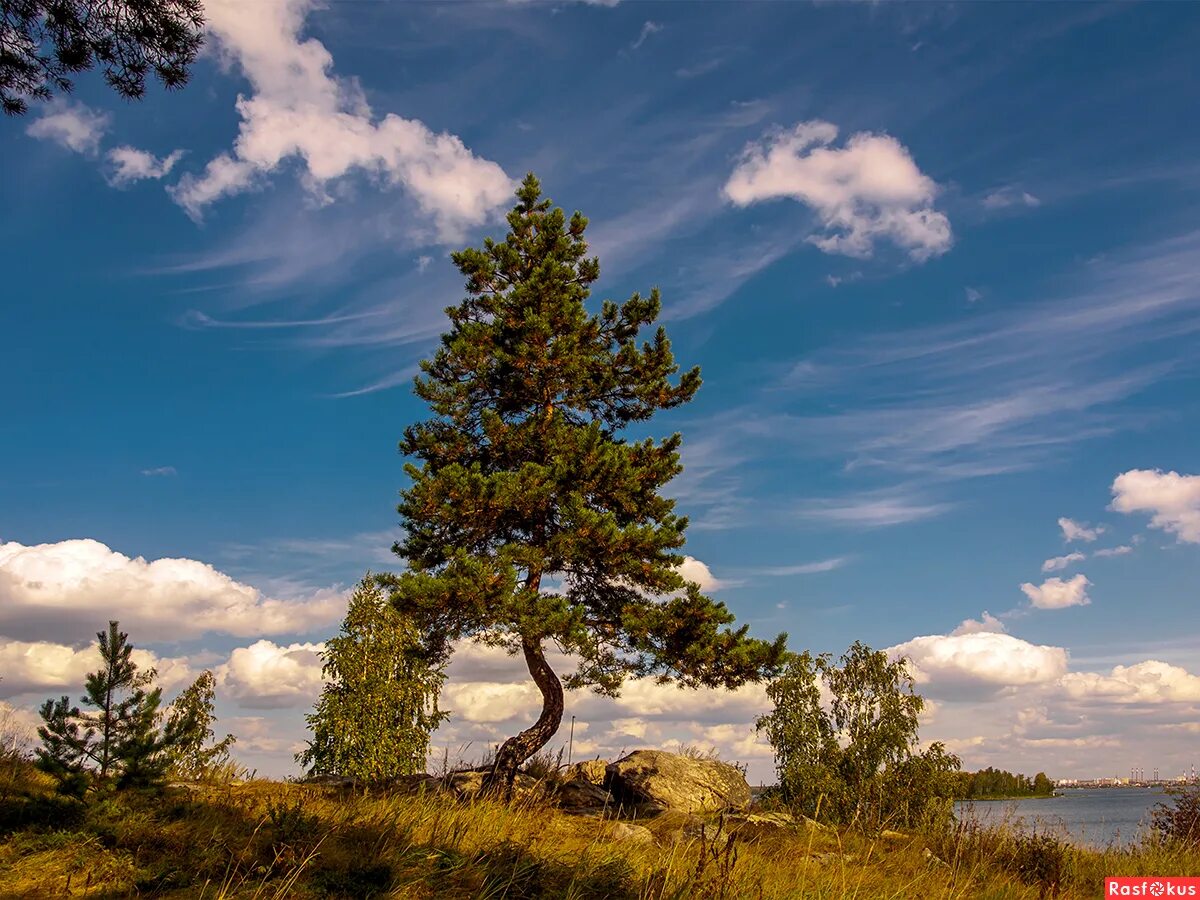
<box><xmin>483</xmin><ymin>637</ymin><xmax>563</xmax><ymax>797</ymax></box>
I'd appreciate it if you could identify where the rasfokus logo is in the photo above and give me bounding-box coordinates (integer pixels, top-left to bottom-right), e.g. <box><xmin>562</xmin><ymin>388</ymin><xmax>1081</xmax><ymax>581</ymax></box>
<box><xmin>1106</xmin><ymin>878</ymin><xmax>1200</xmax><ymax>897</ymax></box>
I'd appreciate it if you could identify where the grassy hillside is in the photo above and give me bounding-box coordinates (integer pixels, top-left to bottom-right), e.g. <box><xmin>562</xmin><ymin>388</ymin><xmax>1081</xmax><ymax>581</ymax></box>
<box><xmin>2</xmin><ymin>760</ymin><xmax>1198</xmax><ymax>898</ymax></box>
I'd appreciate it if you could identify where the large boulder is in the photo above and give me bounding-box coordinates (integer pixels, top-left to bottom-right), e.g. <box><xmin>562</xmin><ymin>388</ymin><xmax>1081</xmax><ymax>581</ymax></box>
<box><xmin>556</xmin><ymin>778</ymin><xmax>614</xmax><ymax>811</ymax></box>
<box><xmin>445</xmin><ymin>770</ymin><xmax>543</xmax><ymax>801</ymax></box>
<box><xmin>605</xmin><ymin>750</ymin><xmax>752</xmax><ymax>814</ymax></box>
<box><xmin>565</xmin><ymin>759</ymin><xmax>608</xmax><ymax>785</ymax></box>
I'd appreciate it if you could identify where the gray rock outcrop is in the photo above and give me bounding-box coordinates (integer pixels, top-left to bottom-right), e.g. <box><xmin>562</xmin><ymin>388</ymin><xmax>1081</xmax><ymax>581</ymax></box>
<box><xmin>605</xmin><ymin>750</ymin><xmax>752</xmax><ymax>814</ymax></box>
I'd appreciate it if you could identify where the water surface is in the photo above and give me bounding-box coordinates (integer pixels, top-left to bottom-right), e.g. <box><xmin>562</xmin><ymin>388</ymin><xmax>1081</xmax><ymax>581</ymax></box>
<box><xmin>954</xmin><ymin>787</ymin><xmax>1171</xmax><ymax>848</ymax></box>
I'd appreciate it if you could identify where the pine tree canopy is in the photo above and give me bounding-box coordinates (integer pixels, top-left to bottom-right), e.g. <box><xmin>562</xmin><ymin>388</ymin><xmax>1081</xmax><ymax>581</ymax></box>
<box><xmin>382</xmin><ymin>174</ymin><xmax>787</xmax><ymax>782</ymax></box>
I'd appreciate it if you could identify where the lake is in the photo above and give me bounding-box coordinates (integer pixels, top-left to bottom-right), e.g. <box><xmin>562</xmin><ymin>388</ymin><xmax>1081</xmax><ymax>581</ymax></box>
<box><xmin>955</xmin><ymin>787</ymin><xmax>1171</xmax><ymax>848</ymax></box>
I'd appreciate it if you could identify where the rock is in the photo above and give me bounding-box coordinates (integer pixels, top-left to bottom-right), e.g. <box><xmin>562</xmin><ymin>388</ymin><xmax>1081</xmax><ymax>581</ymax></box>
<box><xmin>880</xmin><ymin>829</ymin><xmax>910</xmax><ymax>842</ymax></box>
<box><xmin>605</xmin><ymin>751</ymin><xmax>751</xmax><ymax>815</ymax></box>
<box><xmin>608</xmin><ymin>822</ymin><xmax>656</xmax><ymax>846</ymax></box>
<box><xmin>565</xmin><ymin>759</ymin><xmax>608</xmax><ymax>785</ymax></box>
<box><xmin>446</xmin><ymin>770</ymin><xmax>542</xmax><ymax>800</ymax></box>
<box><xmin>303</xmin><ymin>775</ymin><xmax>360</xmax><ymax>789</ymax></box>
<box><xmin>556</xmin><ymin>778</ymin><xmax>613</xmax><ymax>810</ymax></box>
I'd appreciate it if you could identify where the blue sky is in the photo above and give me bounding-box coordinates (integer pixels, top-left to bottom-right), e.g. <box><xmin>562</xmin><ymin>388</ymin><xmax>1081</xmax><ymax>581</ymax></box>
<box><xmin>3</xmin><ymin>0</ymin><xmax>1199</xmax><ymax>781</ymax></box>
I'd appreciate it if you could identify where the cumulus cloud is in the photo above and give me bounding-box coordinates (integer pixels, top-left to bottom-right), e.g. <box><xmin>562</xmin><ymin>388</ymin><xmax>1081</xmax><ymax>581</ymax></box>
<box><xmin>216</xmin><ymin>640</ymin><xmax>326</xmax><ymax>708</ymax></box>
<box><xmin>723</xmin><ymin>119</ymin><xmax>952</xmax><ymax>261</ymax></box>
<box><xmin>950</xmin><ymin>611</ymin><xmax>1006</xmax><ymax>635</ymax></box>
<box><xmin>1020</xmin><ymin>574</ymin><xmax>1091</xmax><ymax>609</ymax></box>
<box><xmin>888</xmin><ymin>631</ymin><xmax>1068</xmax><ymax>698</ymax></box>
<box><xmin>431</xmin><ymin>639</ymin><xmax>773</xmax><ymax>770</ymax></box>
<box><xmin>25</xmin><ymin>100</ymin><xmax>109</xmax><ymax>155</ymax></box>
<box><xmin>171</xmin><ymin>0</ymin><xmax>514</xmax><ymax>239</ymax></box>
<box><xmin>106</xmin><ymin>146</ymin><xmax>185</xmax><ymax>187</ymax></box>
<box><xmin>0</xmin><ymin>539</ymin><xmax>347</xmax><ymax>644</ymax></box>
<box><xmin>0</xmin><ymin>637</ymin><xmax>191</xmax><ymax>699</ymax></box>
<box><xmin>1058</xmin><ymin>517</ymin><xmax>1104</xmax><ymax>542</ymax></box>
<box><xmin>1042</xmin><ymin>551</ymin><xmax>1085</xmax><ymax>572</ymax></box>
<box><xmin>0</xmin><ymin>701</ymin><xmax>40</xmax><ymax>754</ymax></box>
<box><xmin>1061</xmin><ymin>661</ymin><xmax>1200</xmax><ymax>704</ymax></box>
<box><xmin>1110</xmin><ymin>468</ymin><xmax>1200</xmax><ymax>543</ymax></box>
<box><xmin>677</xmin><ymin>555</ymin><xmax>723</xmax><ymax>591</ymax></box>
<box><xmin>1093</xmin><ymin>544</ymin><xmax>1133</xmax><ymax>558</ymax></box>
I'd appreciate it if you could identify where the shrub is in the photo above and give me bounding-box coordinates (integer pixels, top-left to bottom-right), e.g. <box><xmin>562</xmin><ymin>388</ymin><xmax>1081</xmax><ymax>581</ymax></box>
<box><xmin>1153</xmin><ymin>787</ymin><xmax>1200</xmax><ymax>847</ymax></box>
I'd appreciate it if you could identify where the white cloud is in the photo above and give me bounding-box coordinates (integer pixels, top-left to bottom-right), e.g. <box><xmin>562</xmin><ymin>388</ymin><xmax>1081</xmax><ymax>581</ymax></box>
<box><xmin>25</xmin><ymin>100</ymin><xmax>109</xmax><ymax>155</ymax></box>
<box><xmin>430</xmin><ymin>639</ymin><xmax>773</xmax><ymax>774</ymax></box>
<box><xmin>442</xmin><ymin>680</ymin><xmax>541</xmax><ymax>723</ymax></box>
<box><xmin>825</xmin><ymin>272</ymin><xmax>862</xmax><ymax>288</ymax></box>
<box><xmin>106</xmin><ymin>146</ymin><xmax>185</xmax><ymax>187</ymax></box>
<box><xmin>982</xmin><ymin>186</ymin><xmax>1041</xmax><ymax>210</ymax></box>
<box><xmin>1020</xmin><ymin>574</ymin><xmax>1091</xmax><ymax>610</ymax></box>
<box><xmin>216</xmin><ymin>640</ymin><xmax>325</xmax><ymax>709</ymax></box>
<box><xmin>1041</xmin><ymin>551</ymin><xmax>1085</xmax><ymax>572</ymax></box>
<box><xmin>630</xmin><ymin>21</ymin><xmax>661</xmax><ymax>51</ymax></box>
<box><xmin>677</xmin><ymin>555</ymin><xmax>723</xmax><ymax>591</ymax></box>
<box><xmin>1061</xmin><ymin>661</ymin><xmax>1200</xmax><ymax>704</ymax></box>
<box><xmin>416</xmin><ymin>255</ymin><xmax>433</xmax><ymax>273</ymax></box>
<box><xmin>0</xmin><ymin>539</ymin><xmax>347</xmax><ymax>644</ymax></box>
<box><xmin>0</xmin><ymin>637</ymin><xmax>191</xmax><ymax>699</ymax></box>
<box><xmin>1058</xmin><ymin>517</ymin><xmax>1104</xmax><ymax>542</ymax></box>
<box><xmin>950</xmin><ymin>611</ymin><xmax>1006</xmax><ymax>635</ymax></box>
<box><xmin>757</xmin><ymin>557</ymin><xmax>847</xmax><ymax>576</ymax></box>
<box><xmin>224</xmin><ymin>716</ymin><xmax>300</xmax><ymax>753</ymax></box>
<box><xmin>172</xmin><ymin>0</ymin><xmax>514</xmax><ymax>239</ymax></box>
<box><xmin>1093</xmin><ymin>544</ymin><xmax>1133</xmax><ymax>558</ymax></box>
<box><xmin>723</xmin><ymin>119</ymin><xmax>952</xmax><ymax>262</ymax></box>
<box><xmin>965</xmin><ymin>286</ymin><xmax>983</xmax><ymax>304</ymax></box>
<box><xmin>888</xmin><ymin>631</ymin><xmax>1068</xmax><ymax>698</ymax></box>
<box><xmin>140</xmin><ymin>465</ymin><xmax>178</xmax><ymax>477</ymax></box>
<box><xmin>0</xmin><ymin>701</ymin><xmax>40</xmax><ymax>753</ymax></box>
<box><xmin>1111</xmin><ymin>468</ymin><xmax>1200</xmax><ymax>544</ymax></box>
<box><xmin>797</xmin><ymin>489</ymin><xmax>953</xmax><ymax>527</ymax></box>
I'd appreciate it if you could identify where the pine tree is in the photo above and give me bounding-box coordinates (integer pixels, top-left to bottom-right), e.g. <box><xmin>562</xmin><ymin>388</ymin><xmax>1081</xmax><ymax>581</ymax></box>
<box><xmin>164</xmin><ymin>670</ymin><xmax>236</xmax><ymax>782</ymax></box>
<box><xmin>35</xmin><ymin>620</ymin><xmax>177</xmax><ymax>792</ymax></box>
<box><xmin>34</xmin><ymin>696</ymin><xmax>90</xmax><ymax>797</ymax></box>
<box><xmin>298</xmin><ymin>577</ymin><xmax>447</xmax><ymax>782</ymax></box>
<box><xmin>383</xmin><ymin>175</ymin><xmax>788</xmax><ymax>793</ymax></box>
<box><xmin>1</xmin><ymin>0</ymin><xmax>205</xmax><ymax>116</ymax></box>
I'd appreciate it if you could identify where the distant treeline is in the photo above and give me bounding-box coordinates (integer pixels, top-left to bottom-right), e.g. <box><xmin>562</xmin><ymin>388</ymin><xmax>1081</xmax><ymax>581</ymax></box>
<box><xmin>957</xmin><ymin>767</ymin><xmax>1054</xmax><ymax>799</ymax></box>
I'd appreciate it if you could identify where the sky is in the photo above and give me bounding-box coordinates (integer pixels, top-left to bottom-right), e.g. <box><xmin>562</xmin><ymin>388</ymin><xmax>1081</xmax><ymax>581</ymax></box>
<box><xmin>2</xmin><ymin>0</ymin><xmax>1200</xmax><ymax>784</ymax></box>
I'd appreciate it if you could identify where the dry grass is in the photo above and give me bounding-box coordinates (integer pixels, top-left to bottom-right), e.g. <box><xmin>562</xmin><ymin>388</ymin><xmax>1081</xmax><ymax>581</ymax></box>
<box><xmin>0</xmin><ymin>763</ymin><xmax>1197</xmax><ymax>898</ymax></box>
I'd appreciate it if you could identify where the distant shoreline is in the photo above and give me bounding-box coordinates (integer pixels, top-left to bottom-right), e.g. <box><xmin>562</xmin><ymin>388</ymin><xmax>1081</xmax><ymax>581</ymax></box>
<box><xmin>956</xmin><ymin>794</ymin><xmax>1056</xmax><ymax>802</ymax></box>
